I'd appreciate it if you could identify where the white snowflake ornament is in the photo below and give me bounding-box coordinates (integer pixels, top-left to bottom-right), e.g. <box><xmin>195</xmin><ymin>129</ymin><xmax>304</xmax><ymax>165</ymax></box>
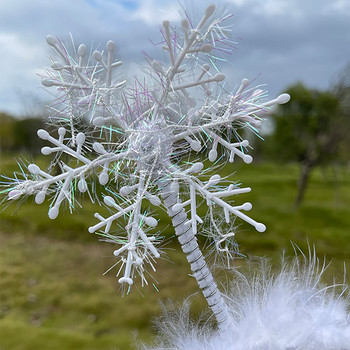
<box><xmin>3</xmin><ymin>4</ymin><xmax>290</xmax><ymax>330</ymax></box>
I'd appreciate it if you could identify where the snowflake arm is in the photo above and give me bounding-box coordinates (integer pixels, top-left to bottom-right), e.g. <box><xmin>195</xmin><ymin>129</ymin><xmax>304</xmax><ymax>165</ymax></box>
<box><xmin>8</xmin><ymin>127</ymin><xmax>132</xmax><ymax>218</ymax></box>
<box><xmin>174</xmin><ymin>163</ymin><xmax>265</xmax><ymax>233</ymax></box>
<box><xmin>39</xmin><ymin>128</ymin><xmax>91</xmax><ymax>164</ymax></box>
<box><xmin>173</xmin><ymin>87</ymin><xmax>291</xmax><ymax>140</ymax></box>
<box><xmin>88</xmin><ymin>174</ymin><xmax>161</xmax><ymax>285</ymax></box>
<box><xmin>137</xmin><ymin>4</ymin><xmax>233</xmax><ymax>124</ymax></box>
<box><xmin>206</xmin><ymin>134</ymin><xmax>252</xmax><ymax>163</ymax></box>
<box><xmin>42</xmin><ymin>36</ymin><xmax>126</xmax><ymax>130</ymax></box>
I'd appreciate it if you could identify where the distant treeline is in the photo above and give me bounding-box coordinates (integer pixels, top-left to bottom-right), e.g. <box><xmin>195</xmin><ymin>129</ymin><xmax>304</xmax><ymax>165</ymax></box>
<box><xmin>0</xmin><ymin>112</ymin><xmax>46</xmax><ymax>154</ymax></box>
<box><xmin>1</xmin><ymin>75</ymin><xmax>349</xmax><ymax>208</ymax></box>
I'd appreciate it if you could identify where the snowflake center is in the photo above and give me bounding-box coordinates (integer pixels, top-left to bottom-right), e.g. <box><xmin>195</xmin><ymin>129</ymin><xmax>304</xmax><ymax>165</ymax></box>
<box><xmin>128</xmin><ymin>122</ymin><xmax>173</xmax><ymax>173</ymax></box>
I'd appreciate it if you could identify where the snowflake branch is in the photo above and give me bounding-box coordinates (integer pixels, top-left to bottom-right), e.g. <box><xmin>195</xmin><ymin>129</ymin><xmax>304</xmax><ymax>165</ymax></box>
<box><xmin>90</xmin><ymin>174</ymin><xmax>160</xmax><ymax>285</ymax></box>
<box><xmin>207</xmin><ymin>131</ymin><xmax>252</xmax><ymax>164</ymax></box>
<box><xmin>173</xmin><ymin>92</ymin><xmax>291</xmax><ymax>142</ymax></box>
<box><xmin>152</xmin><ymin>5</ymin><xmax>222</xmax><ymax>117</ymax></box>
<box><xmin>38</xmin><ymin>128</ymin><xmax>91</xmax><ymax>164</ymax></box>
<box><xmin>177</xmin><ymin>169</ymin><xmax>265</xmax><ymax>233</ymax></box>
<box><xmin>42</xmin><ymin>36</ymin><xmax>126</xmax><ymax>128</ymax></box>
<box><xmin>8</xmin><ymin>135</ymin><xmax>131</xmax><ymax>217</ymax></box>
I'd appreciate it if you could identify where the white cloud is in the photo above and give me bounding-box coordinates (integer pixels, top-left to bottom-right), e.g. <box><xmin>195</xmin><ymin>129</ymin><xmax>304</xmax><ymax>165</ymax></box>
<box><xmin>324</xmin><ymin>0</ymin><xmax>350</xmax><ymax>14</ymax></box>
<box><xmin>131</xmin><ymin>0</ymin><xmax>181</xmax><ymax>25</ymax></box>
<box><xmin>0</xmin><ymin>32</ymin><xmax>47</xmax><ymax>114</ymax></box>
<box><xmin>0</xmin><ymin>0</ymin><xmax>349</xmax><ymax>115</ymax></box>
<box><xmin>0</xmin><ymin>33</ymin><xmax>41</xmax><ymax>60</ymax></box>
<box><xmin>228</xmin><ymin>0</ymin><xmax>304</xmax><ymax>18</ymax></box>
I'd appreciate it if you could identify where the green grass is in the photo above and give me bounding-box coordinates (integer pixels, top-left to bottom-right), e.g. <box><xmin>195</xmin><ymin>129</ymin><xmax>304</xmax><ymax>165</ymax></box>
<box><xmin>0</xmin><ymin>229</ymin><xmax>205</xmax><ymax>350</ymax></box>
<box><xmin>1</xmin><ymin>155</ymin><xmax>349</xmax><ymax>349</ymax></box>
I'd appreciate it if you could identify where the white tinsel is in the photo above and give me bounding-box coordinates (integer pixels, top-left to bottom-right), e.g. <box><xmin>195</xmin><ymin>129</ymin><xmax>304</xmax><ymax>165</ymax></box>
<box><xmin>143</xmin><ymin>252</ymin><xmax>350</xmax><ymax>350</ymax></box>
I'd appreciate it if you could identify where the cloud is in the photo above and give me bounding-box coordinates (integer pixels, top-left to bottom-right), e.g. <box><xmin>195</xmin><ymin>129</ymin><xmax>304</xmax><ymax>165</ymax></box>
<box><xmin>130</xmin><ymin>0</ymin><xmax>181</xmax><ymax>25</ymax></box>
<box><xmin>0</xmin><ymin>0</ymin><xmax>349</xmax><ymax>115</ymax></box>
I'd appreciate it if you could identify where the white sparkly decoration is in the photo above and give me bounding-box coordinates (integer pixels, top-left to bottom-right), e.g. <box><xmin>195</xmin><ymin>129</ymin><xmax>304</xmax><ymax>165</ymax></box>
<box><xmin>4</xmin><ymin>4</ymin><xmax>290</xmax><ymax>330</ymax></box>
<box><xmin>143</xmin><ymin>252</ymin><xmax>350</xmax><ymax>350</ymax></box>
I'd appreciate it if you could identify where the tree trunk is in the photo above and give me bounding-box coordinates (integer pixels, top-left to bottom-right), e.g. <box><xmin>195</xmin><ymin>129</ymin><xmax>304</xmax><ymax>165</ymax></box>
<box><xmin>295</xmin><ymin>161</ymin><xmax>313</xmax><ymax>207</ymax></box>
<box><xmin>158</xmin><ymin>179</ymin><xmax>232</xmax><ymax>331</ymax></box>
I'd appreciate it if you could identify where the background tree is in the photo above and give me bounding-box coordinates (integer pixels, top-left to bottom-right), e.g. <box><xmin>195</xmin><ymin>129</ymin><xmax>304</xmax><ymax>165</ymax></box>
<box><xmin>0</xmin><ymin>113</ymin><xmax>46</xmax><ymax>155</ymax></box>
<box><xmin>269</xmin><ymin>82</ymin><xmax>346</xmax><ymax>206</ymax></box>
<box><xmin>331</xmin><ymin>63</ymin><xmax>350</xmax><ymax>166</ymax></box>
<box><xmin>0</xmin><ymin>112</ymin><xmax>16</xmax><ymax>151</ymax></box>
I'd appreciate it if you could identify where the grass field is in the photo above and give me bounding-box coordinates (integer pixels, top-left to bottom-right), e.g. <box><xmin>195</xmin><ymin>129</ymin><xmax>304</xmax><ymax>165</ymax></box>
<box><xmin>1</xmin><ymin>155</ymin><xmax>349</xmax><ymax>349</ymax></box>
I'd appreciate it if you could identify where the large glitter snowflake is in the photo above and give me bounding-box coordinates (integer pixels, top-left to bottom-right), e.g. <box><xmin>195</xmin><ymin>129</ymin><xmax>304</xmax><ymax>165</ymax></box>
<box><xmin>3</xmin><ymin>5</ymin><xmax>290</xmax><ymax>330</ymax></box>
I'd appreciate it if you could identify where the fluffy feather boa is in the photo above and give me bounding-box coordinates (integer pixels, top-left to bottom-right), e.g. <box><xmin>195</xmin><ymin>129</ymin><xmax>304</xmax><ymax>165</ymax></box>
<box><xmin>143</xmin><ymin>252</ymin><xmax>350</xmax><ymax>350</ymax></box>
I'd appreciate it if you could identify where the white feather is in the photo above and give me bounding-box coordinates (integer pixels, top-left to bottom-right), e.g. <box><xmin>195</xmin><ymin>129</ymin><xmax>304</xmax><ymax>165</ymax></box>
<box><xmin>142</xmin><ymin>252</ymin><xmax>350</xmax><ymax>350</ymax></box>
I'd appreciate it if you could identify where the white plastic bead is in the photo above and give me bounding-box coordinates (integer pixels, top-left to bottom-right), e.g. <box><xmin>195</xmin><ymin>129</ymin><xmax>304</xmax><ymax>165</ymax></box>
<box><xmin>8</xmin><ymin>190</ymin><xmax>22</xmax><ymax>200</ymax></box>
<box><xmin>255</xmin><ymin>223</ymin><xmax>266</xmax><ymax>232</ymax></box>
<box><xmin>93</xmin><ymin>142</ymin><xmax>105</xmax><ymax>154</ymax></box>
<box><xmin>190</xmin><ymin>140</ymin><xmax>201</xmax><ymax>152</ymax></box>
<box><xmin>104</xmin><ymin>196</ymin><xmax>116</xmax><ymax>206</ymax></box>
<box><xmin>243</xmin><ymin>155</ymin><xmax>253</xmax><ymax>164</ymax></box>
<box><xmin>41</xmin><ymin>147</ymin><xmax>52</xmax><ymax>155</ymax></box>
<box><xmin>78</xmin><ymin>179</ymin><xmax>87</xmax><ymax>193</ymax></box>
<box><xmin>107</xmin><ymin>40</ymin><xmax>115</xmax><ymax>52</ymax></box>
<box><xmin>208</xmin><ymin>149</ymin><xmax>217</xmax><ymax>162</ymax></box>
<box><xmin>93</xmin><ymin>51</ymin><xmax>102</xmax><ymax>62</ymax></box>
<box><xmin>241</xmin><ymin>78</ymin><xmax>249</xmax><ymax>87</ymax></box>
<box><xmin>41</xmin><ymin>79</ymin><xmax>54</xmax><ymax>87</ymax></box>
<box><xmin>58</xmin><ymin>127</ymin><xmax>66</xmax><ymax>136</ymax></box>
<box><xmin>28</xmin><ymin>164</ymin><xmax>41</xmax><ymax>174</ymax></box>
<box><xmin>99</xmin><ymin>172</ymin><xmax>109</xmax><ymax>185</ymax></box>
<box><xmin>78</xmin><ymin>44</ymin><xmax>86</xmax><ymax>56</ymax></box>
<box><xmin>242</xmin><ymin>202</ymin><xmax>252</xmax><ymax>211</ymax></box>
<box><xmin>48</xmin><ymin>207</ymin><xmax>59</xmax><ymax>220</ymax></box>
<box><xmin>205</xmin><ymin>4</ymin><xmax>216</xmax><ymax>16</ymax></box>
<box><xmin>37</xmin><ymin>129</ymin><xmax>49</xmax><ymax>140</ymax></box>
<box><xmin>120</xmin><ymin>186</ymin><xmax>132</xmax><ymax>195</ymax></box>
<box><xmin>208</xmin><ymin>174</ymin><xmax>221</xmax><ymax>186</ymax></box>
<box><xmin>46</xmin><ymin>35</ymin><xmax>58</xmax><ymax>46</ymax></box>
<box><xmin>277</xmin><ymin>93</ymin><xmax>291</xmax><ymax>104</ymax></box>
<box><xmin>76</xmin><ymin>132</ymin><xmax>86</xmax><ymax>145</ymax></box>
<box><xmin>144</xmin><ymin>217</ymin><xmax>158</xmax><ymax>227</ymax></box>
<box><xmin>35</xmin><ymin>191</ymin><xmax>46</xmax><ymax>204</ymax></box>
<box><xmin>214</xmin><ymin>73</ymin><xmax>225</xmax><ymax>82</ymax></box>
<box><xmin>118</xmin><ymin>277</ymin><xmax>133</xmax><ymax>285</ymax></box>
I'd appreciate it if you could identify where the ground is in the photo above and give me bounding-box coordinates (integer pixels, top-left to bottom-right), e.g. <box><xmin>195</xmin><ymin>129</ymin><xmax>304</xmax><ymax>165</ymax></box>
<box><xmin>1</xmin><ymin>157</ymin><xmax>349</xmax><ymax>350</ymax></box>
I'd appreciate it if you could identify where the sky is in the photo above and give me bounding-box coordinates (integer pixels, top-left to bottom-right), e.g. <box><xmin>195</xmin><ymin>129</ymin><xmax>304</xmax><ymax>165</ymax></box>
<box><xmin>0</xmin><ymin>0</ymin><xmax>349</xmax><ymax>116</ymax></box>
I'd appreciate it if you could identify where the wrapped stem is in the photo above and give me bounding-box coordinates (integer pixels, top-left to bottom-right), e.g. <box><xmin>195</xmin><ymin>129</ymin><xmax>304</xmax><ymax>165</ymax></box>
<box><xmin>158</xmin><ymin>179</ymin><xmax>232</xmax><ymax>331</ymax></box>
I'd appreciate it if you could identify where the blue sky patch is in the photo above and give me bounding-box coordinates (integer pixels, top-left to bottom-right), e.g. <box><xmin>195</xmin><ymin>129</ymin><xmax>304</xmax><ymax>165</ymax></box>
<box><xmin>118</xmin><ymin>0</ymin><xmax>139</xmax><ymax>11</ymax></box>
